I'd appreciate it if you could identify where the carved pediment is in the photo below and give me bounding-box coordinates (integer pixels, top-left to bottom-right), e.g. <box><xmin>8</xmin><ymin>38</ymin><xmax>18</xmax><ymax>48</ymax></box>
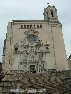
<box><xmin>24</xmin><ymin>29</ymin><xmax>39</xmax><ymax>36</ymax></box>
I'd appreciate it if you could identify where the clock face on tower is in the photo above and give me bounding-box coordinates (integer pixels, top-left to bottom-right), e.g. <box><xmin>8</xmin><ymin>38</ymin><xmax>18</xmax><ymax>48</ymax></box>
<box><xmin>27</xmin><ymin>34</ymin><xmax>37</xmax><ymax>43</ymax></box>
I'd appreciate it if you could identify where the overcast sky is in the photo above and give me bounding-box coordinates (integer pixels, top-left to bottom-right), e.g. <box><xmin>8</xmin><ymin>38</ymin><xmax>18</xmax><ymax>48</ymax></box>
<box><xmin>0</xmin><ymin>0</ymin><xmax>71</xmax><ymax>62</ymax></box>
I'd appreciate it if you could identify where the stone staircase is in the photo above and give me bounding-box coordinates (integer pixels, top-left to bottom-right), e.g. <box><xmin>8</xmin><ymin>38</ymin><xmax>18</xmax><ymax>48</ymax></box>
<box><xmin>0</xmin><ymin>70</ymin><xmax>71</xmax><ymax>94</ymax></box>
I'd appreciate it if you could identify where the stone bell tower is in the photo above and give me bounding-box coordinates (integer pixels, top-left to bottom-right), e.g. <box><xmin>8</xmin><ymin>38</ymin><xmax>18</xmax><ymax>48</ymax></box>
<box><xmin>2</xmin><ymin>5</ymin><xmax>69</xmax><ymax>73</ymax></box>
<box><xmin>43</xmin><ymin>5</ymin><xmax>69</xmax><ymax>70</ymax></box>
<box><xmin>44</xmin><ymin>5</ymin><xmax>58</xmax><ymax>21</ymax></box>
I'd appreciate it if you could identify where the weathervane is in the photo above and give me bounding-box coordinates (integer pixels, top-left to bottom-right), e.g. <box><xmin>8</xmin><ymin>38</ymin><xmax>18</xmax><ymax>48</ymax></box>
<box><xmin>47</xmin><ymin>0</ymin><xmax>55</xmax><ymax>6</ymax></box>
<box><xmin>47</xmin><ymin>2</ymin><xmax>50</xmax><ymax>5</ymax></box>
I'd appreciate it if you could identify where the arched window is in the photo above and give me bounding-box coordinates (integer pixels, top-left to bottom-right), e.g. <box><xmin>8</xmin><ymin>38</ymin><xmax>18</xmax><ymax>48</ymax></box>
<box><xmin>51</xmin><ymin>10</ymin><xmax>54</xmax><ymax>17</ymax></box>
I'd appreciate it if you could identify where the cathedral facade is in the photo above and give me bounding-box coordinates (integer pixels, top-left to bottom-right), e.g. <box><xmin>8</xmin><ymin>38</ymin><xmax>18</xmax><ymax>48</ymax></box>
<box><xmin>2</xmin><ymin>5</ymin><xmax>69</xmax><ymax>74</ymax></box>
<box><xmin>0</xmin><ymin>5</ymin><xmax>71</xmax><ymax>94</ymax></box>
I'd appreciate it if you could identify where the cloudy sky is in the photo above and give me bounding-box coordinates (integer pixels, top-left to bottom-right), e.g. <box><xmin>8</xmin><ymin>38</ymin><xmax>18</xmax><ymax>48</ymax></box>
<box><xmin>0</xmin><ymin>0</ymin><xmax>71</xmax><ymax>62</ymax></box>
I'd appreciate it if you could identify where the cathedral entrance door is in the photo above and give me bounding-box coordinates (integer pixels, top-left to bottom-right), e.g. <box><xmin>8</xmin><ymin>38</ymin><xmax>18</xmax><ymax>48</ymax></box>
<box><xmin>30</xmin><ymin>65</ymin><xmax>36</xmax><ymax>73</ymax></box>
